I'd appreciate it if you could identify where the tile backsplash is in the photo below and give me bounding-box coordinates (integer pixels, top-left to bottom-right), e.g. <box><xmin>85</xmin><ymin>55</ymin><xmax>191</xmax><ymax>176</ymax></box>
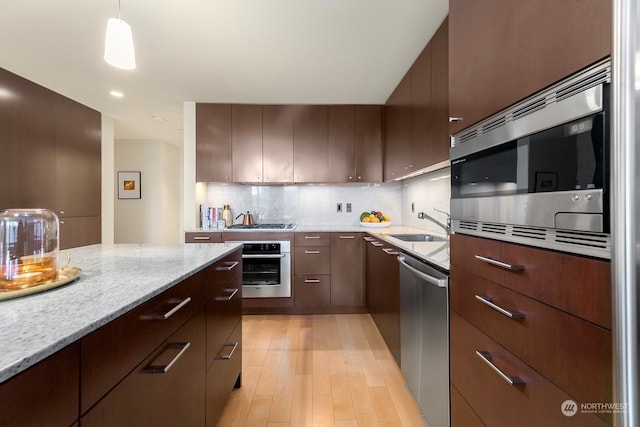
<box><xmin>201</xmin><ymin>167</ymin><xmax>451</xmax><ymax>229</ymax></box>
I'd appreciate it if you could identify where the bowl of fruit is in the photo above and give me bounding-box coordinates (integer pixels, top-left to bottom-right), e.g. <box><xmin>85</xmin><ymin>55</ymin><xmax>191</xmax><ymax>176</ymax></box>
<box><xmin>359</xmin><ymin>211</ymin><xmax>392</xmax><ymax>228</ymax></box>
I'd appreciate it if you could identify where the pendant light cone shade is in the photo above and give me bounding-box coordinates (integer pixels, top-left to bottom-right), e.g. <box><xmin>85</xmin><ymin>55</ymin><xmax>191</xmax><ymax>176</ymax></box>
<box><xmin>104</xmin><ymin>18</ymin><xmax>136</xmax><ymax>70</ymax></box>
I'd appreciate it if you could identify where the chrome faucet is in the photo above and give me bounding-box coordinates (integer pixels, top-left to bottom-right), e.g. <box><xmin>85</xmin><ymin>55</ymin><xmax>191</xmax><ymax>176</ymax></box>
<box><xmin>417</xmin><ymin>208</ymin><xmax>451</xmax><ymax>236</ymax></box>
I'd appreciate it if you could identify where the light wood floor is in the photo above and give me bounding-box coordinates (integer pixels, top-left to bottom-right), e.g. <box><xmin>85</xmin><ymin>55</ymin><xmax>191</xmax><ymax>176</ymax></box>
<box><xmin>217</xmin><ymin>314</ymin><xmax>425</xmax><ymax>427</ymax></box>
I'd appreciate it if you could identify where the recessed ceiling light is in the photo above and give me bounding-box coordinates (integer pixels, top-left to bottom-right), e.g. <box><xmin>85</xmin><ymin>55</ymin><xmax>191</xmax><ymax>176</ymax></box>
<box><xmin>151</xmin><ymin>115</ymin><xmax>166</xmax><ymax>122</ymax></box>
<box><xmin>110</xmin><ymin>90</ymin><xmax>124</xmax><ymax>98</ymax></box>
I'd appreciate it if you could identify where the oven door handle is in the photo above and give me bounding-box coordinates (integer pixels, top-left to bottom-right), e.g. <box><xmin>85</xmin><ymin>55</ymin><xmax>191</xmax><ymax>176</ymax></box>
<box><xmin>242</xmin><ymin>254</ymin><xmax>286</xmax><ymax>259</ymax></box>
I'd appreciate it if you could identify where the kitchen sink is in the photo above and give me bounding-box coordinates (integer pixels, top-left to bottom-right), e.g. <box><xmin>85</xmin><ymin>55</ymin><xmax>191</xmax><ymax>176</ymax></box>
<box><xmin>389</xmin><ymin>233</ymin><xmax>447</xmax><ymax>242</ymax></box>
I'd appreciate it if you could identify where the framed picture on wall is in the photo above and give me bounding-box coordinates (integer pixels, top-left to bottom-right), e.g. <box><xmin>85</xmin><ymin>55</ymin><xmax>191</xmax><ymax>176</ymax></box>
<box><xmin>118</xmin><ymin>171</ymin><xmax>141</xmax><ymax>199</ymax></box>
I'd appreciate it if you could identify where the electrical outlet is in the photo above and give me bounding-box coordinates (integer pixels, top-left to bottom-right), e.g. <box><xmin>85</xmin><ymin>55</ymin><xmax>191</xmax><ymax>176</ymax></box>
<box><xmin>337</xmin><ymin>203</ymin><xmax>343</xmax><ymax>213</ymax></box>
<box><xmin>346</xmin><ymin>202</ymin><xmax>352</xmax><ymax>213</ymax></box>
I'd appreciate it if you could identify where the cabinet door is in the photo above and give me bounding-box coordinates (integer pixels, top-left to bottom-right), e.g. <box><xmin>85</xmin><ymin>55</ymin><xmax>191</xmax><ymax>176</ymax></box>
<box><xmin>410</xmin><ymin>43</ymin><xmax>433</xmax><ymax>171</ymax></box>
<box><xmin>82</xmin><ymin>310</ymin><xmax>206</xmax><ymax>427</ymax></box>
<box><xmin>293</xmin><ymin>105</ymin><xmax>328</xmax><ymax>183</ymax></box>
<box><xmin>54</xmin><ymin>93</ymin><xmax>101</xmax><ymax>217</ymax></box>
<box><xmin>59</xmin><ymin>216</ymin><xmax>101</xmax><ymax>249</ymax></box>
<box><xmin>263</xmin><ymin>105</ymin><xmax>294</xmax><ymax>183</ymax></box>
<box><xmin>330</xmin><ymin>233</ymin><xmax>364</xmax><ymax>307</ymax></box>
<box><xmin>430</xmin><ymin>17</ymin><xmax>450</xmax><ymax>164</ymax></box>
<box><xmin>384</xmin><ymin>73</ymin><xmax>411</xmax><ymax>181</ymax></box>
<box><xmin>196</xmin><ymin>104</ymin><xmax>232</xmax><ymax>182</ymax></box>
<box><xmin>364</xmin><ymin>237</ymin><xmax>400</xmax><ymax>364</ymax></box>
<box><xmin>328</xmin><ymin>105</ymin><xmax>355</xmax><ymax>182</ymax></box>
<box><xmin>232</xmin><ymin>105</ymin><xmax>263</xmax><ymax>183</ymax></box>
<box><xmin>0</xmin><ymin>68</ymin><xmax>56</xmax><ymax>211</ymax></box>
<box><xmin>449</xmin><ymin>0</ymin><xmax>611</xmax><ymax>134</ymax></box>
<box><xmin>0</xmin><ymin>343</ymin><xmax>79</xmax><ymax>427</ymax></box>
<box><xmin>355</xmin><ymin>105</ymin><xmax>383</xmax><ymax>182</ymax></box>
<box><xmin>295</xmin><ymin>275</ymin><xmax>331</xmax><ymax>307</ymax></box>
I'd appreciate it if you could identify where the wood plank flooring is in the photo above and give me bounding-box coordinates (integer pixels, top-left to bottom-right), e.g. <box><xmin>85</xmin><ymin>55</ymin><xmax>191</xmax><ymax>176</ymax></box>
<box><xmin>218</xmin><ymin>314</ymin><xmax>425</xmax><ymax>427</ymax></box>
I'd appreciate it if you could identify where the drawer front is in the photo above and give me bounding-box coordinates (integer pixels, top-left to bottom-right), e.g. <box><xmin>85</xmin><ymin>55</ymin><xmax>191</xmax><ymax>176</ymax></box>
<box><xmin>295</xmin><ymin>232</ymin><xmax>331</xmax><ymax>247</ymax></box>
<box><xmin>0</xmin><ymin>343</ymin><xmax>79</xmax><ymax>427</ymax></box>
<box><xmin>185</xmin><ymin>232</ymin><xmax>222</xmax><ymax>243</ymax></box>
<box><xmin>450</xmin><ymin>233</ymin><xmax>611</xmax><ymax>329</ymax></box>
<box><xmin>294</xmin><ymin>246</ymin><xmax>331</xmax><ymax>274</ymax></box>
<box><xmin>451</xmin><ymin>266</ymin><xmax>612</xmax><ymax>408</ymax></box>
<box><xmin>451</xmin><ymin>383</ymin><xmax>484</xmax><ymax>427</ymax></box>
<box><xmin>294</xmin><ymin>275</ymin><xmax>331</xmax><ymax>307</ymax></box>
<box><xmin>80</xmin><ymin>269</ymin><xmax>205</xmax><ymax>413</ymax></box>
<box><xmin>450</xmin><ymin>312</ymin><xmax>609</xmax><ymax>427</ymax></box>
<box><xmin>206</xmin><ymin>249</ymin><xmax>242</xmax><ymax>370</ymax></box>
<box><xmin>206</xmin><ymin>321</ymin><xmax>242</xmax><ymax>426</ymax></box>
<box><xmin>82</xmin><ymin>309</ymin><xmax>206</xmax><ymax>427</ymax></box>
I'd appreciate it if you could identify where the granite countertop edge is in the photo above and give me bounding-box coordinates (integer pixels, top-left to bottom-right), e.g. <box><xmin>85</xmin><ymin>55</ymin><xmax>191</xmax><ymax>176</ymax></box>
<box><xmin>0</xmin><ymin>242</ymin><xmax>242</xmax><ymax>384</ymax></box>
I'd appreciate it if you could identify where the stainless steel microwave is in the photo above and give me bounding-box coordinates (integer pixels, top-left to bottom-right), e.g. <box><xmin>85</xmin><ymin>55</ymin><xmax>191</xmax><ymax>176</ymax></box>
<box><xmin>450</xmin><ymin>59</ymin><xmax>611</xmax><ymax>259</ymax></box>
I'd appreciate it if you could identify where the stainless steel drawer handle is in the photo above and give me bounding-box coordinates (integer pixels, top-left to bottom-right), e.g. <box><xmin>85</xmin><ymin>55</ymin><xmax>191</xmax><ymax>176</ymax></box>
<box><xmin>475</xmin><ymin>350</ymin><xmax>525</xmax><ymax>386</ymax></box>
<box><xmin>370</xmin><ymin>242</ymin><xmax>384</xmax><ymax>247</ymax></box>
<box><xmin>338</xmin><ymin>235</ymin><xmax>355</xmax><ymax>239</ymax></box>
<box><xmin>216</xmin><ymin>288</ymin><xmax>239</xmax><ymax>301</ymax></box>
<box><xmin>304</xmin><ymin>250</ymin><xmax>321</xmax><ymax>254</ymax></box>
<box><xmin>449</xmin><ymin>116</ymin><xmax>463</xmax><ymax>122</ymax></box>
<box><xmin>475</xmin><ymin>295</ymin><xmax>525</xmax><ymax>319</ymax></box>
<box><xmin>475</xmin><ymin>255</ymin><xmax>524</xmax><ymax>271</ymax></box>
<box><xmin>382</xmin><ymin>248</ymin><xmax>400</xmax><ymax>255</ymax></box>
<box><xmin>140</xmin><ymin>297</ymin><xmax>192</xmax><ymax>320</ymax></box>
<box><xmin>216</xmin><ymin>261</ymin><xmax>239</xmax><ymax>271</ymax></box>
<box><xmin>193</xmin><ymin>236</ymin><xmax>211</xmax><ymax>240</ymax></box>
<box><xmin>243</xmin><ymin>254</ymin><xmax>285</xmax><ymax>259</ymax></box>
<box><xmin>304</xmin><ymin>279</ymin><xmax>321</xmax><ymax>283</ymax></box>
<box><xmin>363</xmin><ymin>237</ymin><xmax>376</xmax><ymax>242</ymax></box>
<box><xmin>216</xmin><ymin>342</ymin><xmax>239</xmax><ymax>360</ymax></box>
<box><xmin>304</xmin><ymin>235</ymin><xmax>321</xmax><ymax>239</ymax></box>
<box><xmin>144</xmin><ymin>342</ymin><xmax>191</xmax><ymax>373</ymax></box>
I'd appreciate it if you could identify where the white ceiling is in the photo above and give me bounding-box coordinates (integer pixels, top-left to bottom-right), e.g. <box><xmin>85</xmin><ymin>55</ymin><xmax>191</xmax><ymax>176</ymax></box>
<box><xmin>0</xmin><ymin>0</ymin><xmax>448</xmax><ymax>146</ymax></box>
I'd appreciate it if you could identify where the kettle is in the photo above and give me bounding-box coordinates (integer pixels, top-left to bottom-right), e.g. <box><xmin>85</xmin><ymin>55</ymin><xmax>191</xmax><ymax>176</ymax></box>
<box><xmin>236</xmin><ymin>211</ymin><xmax>254</xmax><ymax>225</ymax></box>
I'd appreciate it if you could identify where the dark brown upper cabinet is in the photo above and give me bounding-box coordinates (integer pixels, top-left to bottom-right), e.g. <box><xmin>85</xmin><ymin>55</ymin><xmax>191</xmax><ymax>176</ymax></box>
<box><xmin>384</xmin><ymin>73</ymin><xmax>412</xmax><ymax>181</ymax></box>
<box><xmin>231</xmin><ymin>105</ymin><xmax>263</xmax><ymax>183</ymax></box>
<box><xmin>449</xmin><ymin>0</ymin><xmax>611</xmax><ymax>135</ymax></box>
<box><xmin>328</xmin><ymin>105</ymin><xmax>355</xmax><ymax>183</ymax></box>
<box><xmin>383</xmin><ymin>17</ymin><xmax>449</xmax><ymax>181</ymax></box>
<box><xmin>195</xmin><ymin>104</ymin><xmax>232</xmax><ymax>183</ymax></box>
<box><xmin>293</xmin><ymin>105</ymin><xmax>329</xmax><ymax>183</ymax></box>
<box><xmin>328</xmin><ymin>105</ymin><xmax>383</xmax><ymax>183</ymax></box>
<box><xmin>354</xmin><ymin>105</ymin><xmax>383</xmax><ymax>182</ymax></box>
<box><xmin>263</xmin><ymin>105</ymin><xmax>294</xmax><ymax>183</ymax></box>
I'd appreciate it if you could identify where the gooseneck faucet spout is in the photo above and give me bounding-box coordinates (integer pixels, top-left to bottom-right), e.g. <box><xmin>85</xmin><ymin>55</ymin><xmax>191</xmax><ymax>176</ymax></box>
<box><xmin>417</xmin><ymin>209</ymin><xmax>451</xmax><ymax>236</ymax></box>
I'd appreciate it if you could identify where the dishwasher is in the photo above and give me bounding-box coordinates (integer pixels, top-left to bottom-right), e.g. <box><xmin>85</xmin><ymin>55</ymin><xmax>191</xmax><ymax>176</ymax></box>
<box><xmin>398</xmin><ymin>253</ymin><xmax>449</xmax><ymax>427</ymax></box>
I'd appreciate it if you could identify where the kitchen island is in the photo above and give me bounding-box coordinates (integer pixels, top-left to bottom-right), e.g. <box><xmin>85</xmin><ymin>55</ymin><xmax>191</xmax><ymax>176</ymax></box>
<box><xmin>0</xmin><ymin>242</ymin><xmax>243</xmax><ymax>427</ymax></box>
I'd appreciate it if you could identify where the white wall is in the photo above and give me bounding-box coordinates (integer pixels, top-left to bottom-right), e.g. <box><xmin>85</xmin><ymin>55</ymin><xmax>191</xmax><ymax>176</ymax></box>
<box><xmin>114</xmin><ymin>140</ymin><xmax>181</xmax><ymax>244</ymax></box>
<box><xmin>101</xmin><ymin>115</ymin><xmax>115</xmax><ymax>244</ymax></box>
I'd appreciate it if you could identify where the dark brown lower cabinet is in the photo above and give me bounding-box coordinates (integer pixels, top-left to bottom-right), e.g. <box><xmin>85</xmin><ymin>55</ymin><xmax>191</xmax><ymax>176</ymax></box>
<box><xmin>206</xmin><ymin>322</ymin><xmax>242</xmax><ymax>425</ymax></box>
<box><xmin>81</xmin><ymin>309</ymin><xmax>206</xmax><ymax>426</ymax></box>
<box><xmin>0</xmin><ymin>343</ymin><xmax>79</xmax><ymax>427</ymax></box>
<box><xmin>364</xmin><ymin>236</ymin><xmax>401</xmax><ymax>364</ymax></box>
<box><xmin>450</xmin><ymin>312</ymin><xmax>608</xmax><ymax>427</ymax></box>
<box><xmin>330</xmin><ymin>232</ymin><xmax>364</xmax><ymax>307</ymax></box>
<box><xmin>59</xmin><ymin>216</ymin><xmax>101</xmax><ymax>249</ymax></box>
<box><xmin>295</xmin><ymin>275</ymin><xmax>331</xmax><ymax>307</ymax></box>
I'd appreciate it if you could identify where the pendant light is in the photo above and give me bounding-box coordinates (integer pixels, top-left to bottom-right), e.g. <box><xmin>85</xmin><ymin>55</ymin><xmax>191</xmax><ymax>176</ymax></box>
<box><xmin>104</xmin><ymin>0</ymin><xmax>136</xmax><ymax>70</ymax></box>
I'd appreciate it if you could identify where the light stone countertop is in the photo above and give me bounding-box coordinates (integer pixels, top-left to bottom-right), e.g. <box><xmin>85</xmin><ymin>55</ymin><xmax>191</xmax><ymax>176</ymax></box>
<box><xmin>187</xmin><ymin>224</ymin><xmax>450</xmax><ymax>271</ymax></box>
<box><xmin>0</xmin><ymin>242</ymin><xmax>242</xmax><ymax>384</ymax></box>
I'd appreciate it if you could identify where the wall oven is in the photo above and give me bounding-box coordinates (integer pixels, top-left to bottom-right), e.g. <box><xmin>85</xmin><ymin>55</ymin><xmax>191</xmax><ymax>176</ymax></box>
<box><xmin>236</xmin><ymin>241</ymin><xmax>291</xmax><ymax>298</ymax></box>
<box><xmin>450</xmin><ymin>59</ymin><xmax>611</xmax><ymax>259</ymax></box>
